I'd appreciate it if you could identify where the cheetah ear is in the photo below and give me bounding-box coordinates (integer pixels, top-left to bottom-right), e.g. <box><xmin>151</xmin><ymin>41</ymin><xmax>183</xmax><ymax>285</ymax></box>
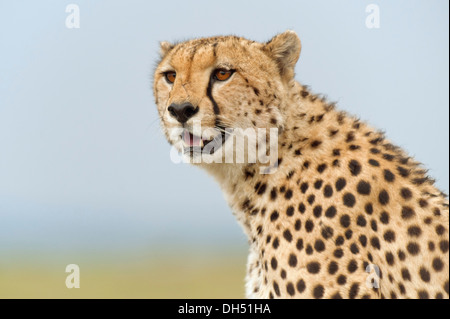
<box><xmin>159</xmin><ymin>41</ymin><xmax>174</xmax><ymax>57</ymax></box>
<box><xmin>263</xmin><ymin>30</ymin><xmax>301</xmax><ymax>80</ymax></box>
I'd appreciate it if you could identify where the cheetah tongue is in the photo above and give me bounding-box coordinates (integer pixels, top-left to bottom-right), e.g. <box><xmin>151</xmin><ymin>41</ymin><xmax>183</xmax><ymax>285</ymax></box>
<box><xmin>183</xmin><ymin>130</ymin><xmax>203</xmax><ymax>147</ymax></box>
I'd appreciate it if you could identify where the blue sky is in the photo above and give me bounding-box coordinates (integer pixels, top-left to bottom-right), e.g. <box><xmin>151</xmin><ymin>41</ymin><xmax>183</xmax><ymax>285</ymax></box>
<box><xmin>0</xmin><ymin>0</ymin><xmax>448</xmax><ymax>253</ymax></box>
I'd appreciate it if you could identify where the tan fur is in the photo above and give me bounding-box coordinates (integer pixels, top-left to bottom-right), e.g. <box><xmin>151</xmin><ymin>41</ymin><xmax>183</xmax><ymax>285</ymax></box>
<box><xmin>153</xmin><ymin>31</ymin><xmax>449</xmax><ymax>299</ymax></box>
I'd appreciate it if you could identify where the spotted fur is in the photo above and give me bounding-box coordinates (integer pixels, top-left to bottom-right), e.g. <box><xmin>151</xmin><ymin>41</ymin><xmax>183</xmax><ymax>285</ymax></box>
<box><xmin>153</xmin><ymin>31</ymin><xmax>449</xmax><ymax>299</ymax></box>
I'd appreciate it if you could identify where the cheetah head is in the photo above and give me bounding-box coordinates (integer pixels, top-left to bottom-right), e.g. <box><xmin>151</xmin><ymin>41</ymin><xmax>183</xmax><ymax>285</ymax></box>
<box><xmin>153</xmin><ymin>31</ymin><xmax>301</xmax><ymax>166</ymax></box>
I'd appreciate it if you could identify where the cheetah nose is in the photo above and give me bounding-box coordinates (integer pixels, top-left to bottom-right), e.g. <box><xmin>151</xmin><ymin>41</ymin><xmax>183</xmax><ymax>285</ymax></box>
<box><xmin>167</xmin><ymin>103</ymin><xmax>199</xmax><ymax>124</ymax></box>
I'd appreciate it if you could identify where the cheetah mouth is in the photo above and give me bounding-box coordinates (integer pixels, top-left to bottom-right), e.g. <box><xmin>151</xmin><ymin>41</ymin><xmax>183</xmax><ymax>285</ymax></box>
<box><xmin>181</xmin><ymin>127</ymin><xmax>230</xmax><ymax>155</ymax></box>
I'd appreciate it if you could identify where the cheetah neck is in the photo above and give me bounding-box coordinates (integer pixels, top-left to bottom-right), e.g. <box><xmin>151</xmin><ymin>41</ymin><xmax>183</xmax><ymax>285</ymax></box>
<box><xmin>199</xmin><ymin>81</ymin><xmax>347</xmax><ymax>234</ymax></box>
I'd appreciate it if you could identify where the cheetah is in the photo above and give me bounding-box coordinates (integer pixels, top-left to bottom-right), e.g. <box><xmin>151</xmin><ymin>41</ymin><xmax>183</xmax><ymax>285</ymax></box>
<box><xmin>153</xmin><ymin>31</ymin><xmax>449</xmax><ymax>299</ymax></box>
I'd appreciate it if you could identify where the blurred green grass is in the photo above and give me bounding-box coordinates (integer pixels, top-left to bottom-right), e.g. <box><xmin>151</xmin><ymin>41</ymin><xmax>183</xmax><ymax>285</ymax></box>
<box><xmin>0</xmin><ymin>250</ymin><xmax>247</xmax><ymax>298</ymax></box>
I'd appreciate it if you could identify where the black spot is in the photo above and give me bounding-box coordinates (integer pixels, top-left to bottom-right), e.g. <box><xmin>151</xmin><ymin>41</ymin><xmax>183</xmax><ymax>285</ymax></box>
<box><xmin>398</xmin><ymin>250</ymin><xmax>406</xmax><ymax>261</ymax></box>
<box><xmin>407</xmin><ymin>226</ymin><xmax>422</xmax><ymax>237</ymax></box>
<box><xmin>296</xmin><ymin>279</ymin><xmax>306</xmax><ymax>293</ymax></box>
<box><xmin>349</xmin><ymin>145</ymin><xmax>361</xmax><ymax>150</ymax></box>
<box><xmin>328</xmin><ymin>261</ymin><xmax>339</xmax><ymax>275</ymax></box>
<box><xmin>385</xmin><ymin>252</ymin><xmax>395</xmax><ymax>265</ymax></box>
<box><xmin>335</xmin><ymin>236</ymin><xmax>345</xmax><ymax>246</ymax></box>
<box><xmin>300</xmin><ymin>182</ymin><xmax>309</xmax><ymax>194</ymax></box>
<box><xmin>311</xmin><ymin>140</ymin><xmax>322</xmax><ymax>148</ymax></box>
<box><xmin>307</xmin><ymin>262</ymin><xmax>321</xmax><ymax>274</ymax></box>
<box><xmin>371</xmin><ymin>219</ymin><xmax>378</xmax><ymax>232</ymax></box>
<box><xmin>357</xmin><ymin>180</ymin><xmax>371</xmax><ymax>195</ymax></box>
<box><xmin>432</xmin><ymin>257</ymin><xmax>444</xmax><ymax>272</ymax></box>
<box><xmin>428</xmin><ymin>241</ymin><xmax>435</xmax><ymax>251</ymax></box>
<box><xmin>407</xmin><ymin>242</ymin><xmax>420</xmax><ymax>255</ymax></box>
<box><xmin>419</xmin><ymin>199</ymin><xmax>428</xmax><ymax>207</ymax></box>
<box><xmin>347</xmin><ymin>260</ymin><xmax>358</xmax><ymax>273</ymax></box>
<box><xmin>368</xmin><ymin>159</ymin><xmax>380</xmax><ymax>167</ymax></box>
<box><xmin>323</xmin><ymin>185</ymin><xmax>333</xmax><ymax>198</ymax></box>
<box><xmin>401</xmin><ymin>268</ymin><xmax>411</xmax><ymax>281</ymax></box>
<box><xmin>270</xmin><ymin>211</ymin><xmax>279</xmax><ymax>222</ymax></box>
<box><xmin>383</xmin><ymin>153</ymin><xmax>395</xmax><ymax>161</ymax></box>
<box><xmin>419</xmin><ymin>267</ymin><xmax>431</xmax><ymax>283</ymax></box>
<box><xmin>337</xmin><ymin>275</ymin><xmax>347</xmax><ymax>285</ymax></box>
<box><xmin>283</xmin><ymin>229</ymin><xmax>293</xmax><ymax>242</ymax></box>
<box><xmin>340</xmin><ymin>214</ymin><xmax>351</xmax><ymax>228</ymax></box>
<box><xmin>398</xmin><ymin>283</ymin><xmax>406</xmax><ymax>295</ymax></box>
<box><xmin>270</xmin><ymin>187</ymin><xmax>277</xmax><ymax>201</ymax></box>
<box><xmin>286</xmin><ymin>206</ymin><xmax>294</xmax><ymax>217</ymax></box>
<box><xmin>288</xmin><ymin>254</ymin><xmax>297</xmax><ymax>267</ymax></box>
<box><xmin>335</xmin><ymin>178</ymin><xmax>347</xmax><ymax>191</ymax></box>
<box><xmin>370</xmin><ymin>237</ymin><xmax>380</xmax><ymax>249</ymax></box>
<box><xmin>365</xmin><ymin>203</ymin><xmax>373</xmax><ymax>215</ymax></box>
<box><xmin>296</xmin><ymin>238</ymin><xmax>304</xmax><ymax>251</ymax></box>
<box><xmin>345</xmin><ymin>229</ymin><xmax>353</xmax><ymax>240</ymax></box>
<box><xmin>305</xmin><ymin>220</ymin><xmax>314</xmax><ymax>233</ymax></box>
<box><xmin>317</xmin><ymin>164</ymin><xmax>327</xmax><ymax>174</ymax></box>
<box><xmin>444</xmin><ymin>281</ymin><xmax>449</xmax><ymax>295</ymax></box>
<box><xmin>334</xmin><ymin>248</ymin><xmax>344</xmax><ymax>258</ymax></box>
<box><xmin>333</xmin><ymin>159</ymin><xmax>340</xmax><ymax>167</ymax></box>
<box><xmin>357</xmin><ymin>215</ymin><xmax>367</xmax><ymax>227</ymax></box>
<box><xmin>256</xmin><ymin>183</ymin><xmax>267</xmax><ymax>195</ymax></box>
<box><xmin>346</xmin><ymin>131</ymin><xmax>355</xmax><ymax>142</ymax></box>
<box><xmin>294</xmin><ymin>219</ymin><xmax>301</xmax><ymax>231</ymax></box>
<box><xmin>370</xmin><ymin>148</ymin><xmax>381</xmax><ymax>154</ymax></box>
<box><xmin>314</xmin><ymin>180</ymin><xmax>323</xmax><ymax>189</ymax></box>
<box><xmin>298</xmin><ymin>203</ymin><xmax>306</xmax><ymax>214</ymax></box>
<box><xmin>348</xmin><ymin>160</ymin><xmax>362</xmax><ymax>176</ymax></box>
<box><xmin>307</xmin><ymin>194</ymin><xmax>315</xmax><ymax>205</ymax></box>
<box><xmin>306</xmin><ymin>245</ymin><xmax>313</xmax><ymax>255</ymax></box>
<box><xmin>350</xmin><ymin>243</ymin><xmax>359</xmax><ymax>254</ymax></box>
<box><xmin>349</xmin><ymin>283</ymin><xmax>359</xmax><ymax>299</ymax></box>
<box><xmin>272</xmin><ymin>237</ymin><xmax>279</xmax><ymax>249</ymax></box>
<box><xmin>313</xmin><ymin>285</ymin><xmax>325</xmax><ymax>299</ymax></box>
<box><xmin>286</xmin><ymin>282</ymin><xmax>295</xmax><ymax>296</ymax></box>
<box><xmin>383</xmin><ymin>169</ymin><xmax>395</xmax><ymax>182</ymax></box>
<box><xmin>378</xmin><ymin>190</ymin><xmax>390</xmax><ymax>205</ymax></box>
<box><xmin>313</xmin><ymin>205</ymin><xmax>323</xmax><ymax>218</ymax></box>
<box><xmin>325</xmin><ymin>206</ymin><xmax>337</xmax><ymax>218</ymax></box>
<box><xmin>314</xmin><ymin>239</ymin><xmax>326</xmax><ymax>252</ymax></box>
<box><xmin>401</xmin><ymin>206</ymin><xmax>415</xmax><ymax>220</ymax></box>
<box><xmin>331</xmin><ymin>292</ymin><xmax>342</xmax><ymax>299</ymax></box>
<box><xmin>380</xmin><ymin>211</ymin><xmax>390</xmax><ymax>224</ymax></box>
<box><xmin>333</xmin><ymin>149</ymin><xmax>341</xmax><ymax>156</ymax></box>
<box><xmin>383</xmin><ymin>230</ymin><xmax>396</xmax><ymax>243</ymax></box>
<box><xmin>436</xmin><ymin>224</ymin><xmax>446</xmax><ymax>236</ymax></box>
<box><xmin>271</xmin><ymin>257</ymin><xmax>278</xmax><ymax>270</ymax></box>
<box><xmin>343</xmin><ymin>193</ymin><xmax>356</xmax><ymax>207</ymax></box>
<box><xmin>273</xmin><ymin>281</ymin><xmax>280</xmax><ymax>297</ymax></box>
<box><xmin>359</xmin><ymin>235</ymin><xmax>367</xmax><ymax>247</ymax></box>
<box><xmin>397</xmin><ymin>166</ymin><xmax>410</xmax><ymax>177</ymax></box>
<box><xmin>439</xmin><ymin>240</ymin><xmax>449</xmax><ymax>253</ymax></box>
<box><xmin>321</xmin><ymin>226</ymin><xmax>334</xmax><ymax>240</ymax></box>
<box><xmin>284</xmin><ymin>189</ymin><xmax>293</xmax><ymax>200</ymax></box>
<box><xmin>400</xmin><ymin>188</ymin><xmax>413</xmax><ymax>200</ymax></box>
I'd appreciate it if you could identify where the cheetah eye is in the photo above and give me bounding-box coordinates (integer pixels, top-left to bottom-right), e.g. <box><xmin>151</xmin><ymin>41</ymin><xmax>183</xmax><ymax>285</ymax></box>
<box><xmin>164</xmin><ymin>71</ymin><xmax>176</xmax><ymax>84</ymax></box>
<box><xmin>214</xmin><ymin>69</ymin><xmax>234</xmax><ymax>82</ymax></box>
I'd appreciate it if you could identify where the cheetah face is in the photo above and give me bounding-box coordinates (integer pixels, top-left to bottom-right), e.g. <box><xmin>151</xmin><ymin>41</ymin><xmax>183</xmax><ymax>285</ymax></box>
<box><xmin>153</xmin><ymin>31</ymin><xmax>301</xmax><ymax>162</ymax></box>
